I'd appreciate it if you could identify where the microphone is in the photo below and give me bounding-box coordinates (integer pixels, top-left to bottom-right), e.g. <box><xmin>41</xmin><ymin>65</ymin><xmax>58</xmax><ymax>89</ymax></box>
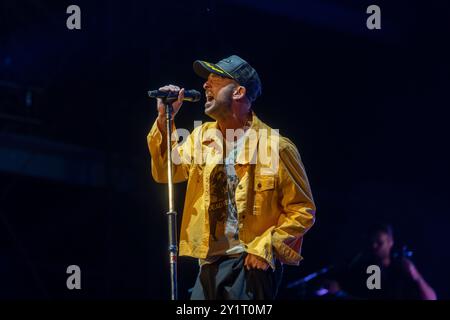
<box><xmin>148</xmin><ymin>89</ymin><xmax>201</xmax><ymax>102</ymax></box>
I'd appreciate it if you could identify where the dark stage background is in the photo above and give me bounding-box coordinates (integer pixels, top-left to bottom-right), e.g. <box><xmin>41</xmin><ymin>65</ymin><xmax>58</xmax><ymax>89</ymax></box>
<box><xmin>1</xmin><ymin>0</ymin><xmax>449</xmax><ymax>299</ymax></box>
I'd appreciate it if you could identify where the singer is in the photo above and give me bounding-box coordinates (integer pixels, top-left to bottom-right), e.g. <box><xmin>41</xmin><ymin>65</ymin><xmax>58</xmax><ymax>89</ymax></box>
<box><xmin>147</xmin><ymin>55</ymin><xmax>316</xmax><ymax>300</ymax></box>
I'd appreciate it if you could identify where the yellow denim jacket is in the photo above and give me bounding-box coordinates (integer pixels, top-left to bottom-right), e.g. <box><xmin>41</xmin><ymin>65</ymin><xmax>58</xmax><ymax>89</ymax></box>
<box><xmin>147</xmin><ymin>113</ymin><xmax>315</xmax><ymax>269</ymax></box>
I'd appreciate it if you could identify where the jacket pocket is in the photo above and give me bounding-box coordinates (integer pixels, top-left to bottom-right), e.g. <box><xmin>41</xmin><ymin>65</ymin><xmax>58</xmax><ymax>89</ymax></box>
<box><xmin>252</xmin><ymin>175</ymin><xmax>275</xmax><ymax>215</ymax></box>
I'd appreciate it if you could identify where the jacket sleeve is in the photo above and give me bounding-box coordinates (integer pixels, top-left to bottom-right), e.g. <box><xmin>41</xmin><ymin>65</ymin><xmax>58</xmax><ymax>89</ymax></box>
<box><xmin>147</xmin><ymin>118</ymin><xmax>194</xmax><ymax>183</ymax></box>
<box><xmin>246</xmin><ymin>140</ymin><xmax>316</xmax><ymax>269</ymax></box>
<box><xmin>272</xmin><ymin>141</ymin><xmax>316</xmax><ymax>265</ymax></box>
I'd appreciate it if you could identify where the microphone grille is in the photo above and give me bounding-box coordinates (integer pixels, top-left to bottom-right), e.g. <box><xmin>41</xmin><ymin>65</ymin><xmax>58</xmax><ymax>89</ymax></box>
<box><xmin>186</xmin><ymin>89</ymin><xmax>201</xmax><ymax>102</ymax></box>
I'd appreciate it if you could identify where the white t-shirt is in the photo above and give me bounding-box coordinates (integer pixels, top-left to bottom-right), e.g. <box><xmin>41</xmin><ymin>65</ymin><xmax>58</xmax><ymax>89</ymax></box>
<box><xmin>200</xmin><ymin>134</ymin><xmax>246</xmax><ymax>265</ymax></box>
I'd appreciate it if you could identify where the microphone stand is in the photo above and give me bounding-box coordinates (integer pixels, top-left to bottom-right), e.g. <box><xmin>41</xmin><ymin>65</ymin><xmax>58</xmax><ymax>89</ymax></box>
<box><xmin>163</xmin><ymin>98</ymin><xmax>178</xmax><ymax>300</ymax></box>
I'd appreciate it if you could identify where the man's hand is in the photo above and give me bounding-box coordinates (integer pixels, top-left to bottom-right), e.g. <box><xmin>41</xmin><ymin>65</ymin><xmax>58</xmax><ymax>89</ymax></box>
<box><xmin>156</xmin><ymin>84</ymin><xmax>185</xmax><ymax>130</ymax></box>
<box><xmin>244</xmin><ymin>253</ymin><xmax>269</xmax><ymax>271</ymax></box>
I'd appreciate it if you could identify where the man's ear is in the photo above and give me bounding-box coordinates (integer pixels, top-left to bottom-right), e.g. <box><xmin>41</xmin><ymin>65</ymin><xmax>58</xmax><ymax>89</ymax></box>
<box><xmin>233</xmin><ymin>86</ymin><xmax>247</xmax><ymax>100</ymax></box>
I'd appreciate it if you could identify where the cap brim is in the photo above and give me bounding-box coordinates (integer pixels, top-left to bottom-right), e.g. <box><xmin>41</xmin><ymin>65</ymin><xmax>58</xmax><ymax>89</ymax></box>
<box><xmin>193</xmin><ymin>60</ymin><xmax>234</xmax><ymax>79</ymax></box>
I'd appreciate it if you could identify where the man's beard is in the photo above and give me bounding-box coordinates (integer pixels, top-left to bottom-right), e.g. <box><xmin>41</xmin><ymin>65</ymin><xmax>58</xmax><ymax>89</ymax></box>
<box><xmin>204</xmin><ymin>95</ymin><xmax>232</xmax><ymax>120</ymax></box>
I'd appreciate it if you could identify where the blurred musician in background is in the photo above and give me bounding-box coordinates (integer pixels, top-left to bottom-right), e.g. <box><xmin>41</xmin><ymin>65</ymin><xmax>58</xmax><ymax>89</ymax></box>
<box><xmin>336</xmin><ymin>223</ymin><xmax>437</xmax><ymax>300</ymax></box>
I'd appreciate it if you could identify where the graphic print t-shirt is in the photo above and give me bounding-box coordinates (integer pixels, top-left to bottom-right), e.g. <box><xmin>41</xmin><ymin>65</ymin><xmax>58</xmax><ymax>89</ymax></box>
<box><xmin>202</xmin><ymin>136</ymin><xmax>246</xmax><ymax>263</ymax></box>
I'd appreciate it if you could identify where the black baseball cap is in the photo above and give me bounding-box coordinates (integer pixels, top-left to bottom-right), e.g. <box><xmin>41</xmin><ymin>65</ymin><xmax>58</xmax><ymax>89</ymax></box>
<box><xmin>193</xmin><ymin>55</ymin><xmax>262</xmax><ymax>103</ymax></box>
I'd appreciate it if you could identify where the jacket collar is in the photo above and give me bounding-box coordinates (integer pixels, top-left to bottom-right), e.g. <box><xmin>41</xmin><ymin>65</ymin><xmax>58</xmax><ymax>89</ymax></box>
<box><xmin>200</xmin><ymin>112</ymin><xmax>275</xmax><ymax>165</ymax></box>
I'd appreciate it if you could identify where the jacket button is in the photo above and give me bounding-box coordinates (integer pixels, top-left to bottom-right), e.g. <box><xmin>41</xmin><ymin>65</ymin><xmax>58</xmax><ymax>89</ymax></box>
<box><xmin>257</xmin><ymin>183</ymin><xmax>262</xmax><ymax>188</ymax></box>
<box><xmin>238</xmin><ymin>185</ymin><xmax>243</xmax><ymax>190</ymax></box>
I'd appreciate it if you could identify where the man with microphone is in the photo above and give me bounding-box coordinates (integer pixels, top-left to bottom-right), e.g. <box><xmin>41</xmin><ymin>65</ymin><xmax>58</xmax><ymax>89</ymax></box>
<box><xmin>147</xmin><ymin>55</ymin><xmax>316</xmax><ymax>300</ymax></box>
